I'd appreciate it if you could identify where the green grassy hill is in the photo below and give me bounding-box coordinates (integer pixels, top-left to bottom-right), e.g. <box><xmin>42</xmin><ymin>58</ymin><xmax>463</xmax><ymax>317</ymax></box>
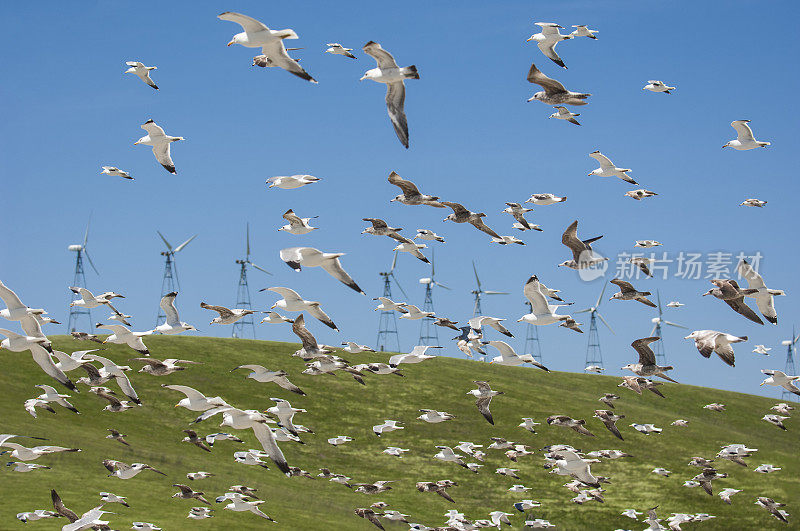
<box><xmin>1</xmin><ymin>335</ymin><xmax>797</xmax><ymax>530</ymax></box>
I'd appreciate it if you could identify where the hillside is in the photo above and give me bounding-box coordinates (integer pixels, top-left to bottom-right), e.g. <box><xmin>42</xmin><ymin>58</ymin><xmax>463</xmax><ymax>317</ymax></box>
<box><xmin>0</xmin><ymin>335</ymin><xmax>797</xmax><ymax>530</ymax></box>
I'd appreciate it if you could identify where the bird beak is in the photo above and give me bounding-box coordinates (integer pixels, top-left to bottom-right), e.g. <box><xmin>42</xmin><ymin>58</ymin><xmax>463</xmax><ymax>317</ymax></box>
<box><xmin>102</xmin><ymin>339</ymin><xmax>108</xmax><ymax>344</ymax></box>
<box><xmin>359</xmin><ymin>75</ymin><xmax>367</xmax><ymax>81</ymax></box>
<box><xmin>759</xmin><ymin>382</ymin><xmax>765</xmax><ymax>386</ymax></box>
<box><xmin>227</xmin><ymin>39</ymin><xmax>235</xmax><ymax>46</ymax></box>
<box><xmin>526</xmin><ymin>36</ymin><xmax>534</xmax><ymax>42</ymax></box>
<box><xmin>174</xmin><ymin>404</ymin><xmax>180</xmax><ymax>408</ymax></box>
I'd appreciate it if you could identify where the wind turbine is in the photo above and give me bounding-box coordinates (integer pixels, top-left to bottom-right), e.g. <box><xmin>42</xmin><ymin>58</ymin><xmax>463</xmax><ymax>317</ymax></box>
<box><xmin>471</xmin><ymin>261</ymin><xmax>508</xmax><ymax>316</ymax></box>
<box><xmin>575</xmin><ymin>281</ymin><xmax>613</xmax><ymax>369</ymax></box>
<box><xmin>67</xmin><ymin>217</ymin><xmax>99</xmax><ymax>332</ymax></box>
<box><xmin>232</xmin><ymin>223</ymin><xmax>271</xmax><ymax>339</ymax></box>
<box><xmin>781</xmin><ymin>326</ymin><xmax>799</xmax><ymax>401</ymax></box>
<box><xmin>376</xmin><ymin>251</ymin><xmax>407</xmax><ymax>352</ymax></box>
<box><xmin>155</xmin><ymin>232</ymin><xmax>197</xmax><ymax>326</ymax></box>
<box><xmin>418</xmin><ymin>248</ymin><xmax>450</xmax><ymax>346</ymax></box>
<box><xmin>649</xmin><ymin>290</ymin><xmax>687</xmax><ymax>365</ymax></box>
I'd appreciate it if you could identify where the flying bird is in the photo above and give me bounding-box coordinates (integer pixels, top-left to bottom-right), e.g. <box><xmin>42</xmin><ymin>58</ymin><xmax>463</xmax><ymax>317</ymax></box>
<box><xmin>588</xmin><ymin>151</ymin><xmax>638</xmax><ymax>184</ymax></box>
<box><xmin>133</xmin><ymin>120</ymin><xmax>184</xmax><ymax>174</ymax></box>
<box><xmin>124</xmin><ymin>61</ymin><xmax>159</xmax><ymax>90</ymax></box>
<box><xmin>526</xmin><ymin>23</ymin><xmax>573</xmax><ymax>69</ymax></box>
<box><xmin>724</xmin><ymin>120</ymin><xmax>770</xmax><ymax>150</ymax></box>
<box><xmin>684</xmin><ymin>330</ymin><xmax>747</xmax><ymax>367</ymax></box>
<box><xmin>279</xmin><ymin>247</ymin><xmax>365</xmax><ymax>294</ymax></box>
<box><xmin>526</xmin><ymin>63</ymin><xmax>590</xmax><ymax>106</ymax></box>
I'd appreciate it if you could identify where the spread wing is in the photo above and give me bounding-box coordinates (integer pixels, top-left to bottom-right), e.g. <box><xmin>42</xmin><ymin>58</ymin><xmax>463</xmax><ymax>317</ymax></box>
<box><xmin>291</xmin><ymin>314</ymin><xmax>318</xmax><ymax>351</ymax></box>
<box><xmin>631</xmin><ymin>337</ymin><xmax>659</xmax><ymax>365</ymax></box>
<box><xmin>200</xmin><ymin>302</ymin><xmax>234</xmax><ymax>320</ymax></box>
<box><xmin>51</xmin><ymin>489</ymin><xmax>79</xmax><ymax>522</ymax></box>
<box><xmin>363</xmin><ymin>218</ymin><xmax>389</xmax><ymax>230</ymax></box>
<box><xmin>321</xmin><ymin>256</ymin><xmax>364</xmax><ymax>294</ymax></box>
<box><xmin>279</xmin><ymin>247</ymin><xmax>305</xmax><ymax>271</ymax></box>
<box><xmin>218</xmin><ymin>11</ymin><xmax>270</xmax><ymax>33</ymax></box>
<box><xmin>724</xmin><ymin>297</ymin><xmax>764</xmax><ymax>325</ymax></box>
<box><xmin>523</xmin><ymin>276</ymin><xmax>550</xmax><ymax>314</ymax></box>
<box><xmin>476</xmin><ymin>397</ymin><xmax>494</xmax><ymax>424</ymax></box>
<box><xmin>363</xmin><ymin>41</ymin><xmax>399</xmax><ymax>69</ymax></box>
<box><xmin>252</xmin><ymin>422</ymin><xmax>290</xmax><ymax>475</ymax></box>
<box><xmin>441</xmin><ymin>201</ymin><xmax>470</xmax><ymax>217</ymax></box>
<box><xmin>141</xmin><ymin>119</ymin><xmax>166</xmax><ymax>138</ymax></box>
<box><xmin>152</xmin><ymin>142</ymin><xmax>176</xmax><ymax>174</ymax></box>
<box><xmin>30</xmin><ymin>344</ymin><xmax>75</xmax><ymax>391</ymax></box>
<box><xmin>731</xmin><ymin>120</ymin><xmax>755</xmax><ymax>142</ymax></box>
<box><xmin>386</xmin><ymin>82</ymin><xmax>408</xmax><ymax>148</ymax></box>
<box><xmin>163</xmin><ymin>384</ymin><xmax>206</xmax><ymax>401</ymax></box>
<box><xmin>588</xmin><ymin>151</ymin><xmax>614</xmax><ymax>168</ymax></box>
<box><xmin>526</xmin><ymin>63</ymin><xmax>566</xmax><ymax>94</ymax></box>
<box><xmin>307</xmin><ymin>304</ymin><xmax>338</xmax><ymax>330</ymax></box>
<box><xmin>160</xmin><ymin>292</ymin><xmax>180</xmax><ymax>326</ymax></box>
<box><xmin>471</xmin><ymin>218</ymin><xmax>501</xmax><ymax>239</ymax></box>
<box><xmin>736</xmin><ymin>259</ymin><xmax>765</xmax><ymax>289</ymax></box>
<box><xmin>283</xmin><ymin>209</ymin><xmax>303</xmax><ymax>227</ymax></box>
<box><xmin>261</xmin><ymin>40</ymin><xmax>316</xmax><ymax>82</ymax></box>
<box><xmin>387</xmin><ymin>171</ymin><xmax>420</xmax><ymax>197</ymax></box>
<box><xmin>561</xmin><ymin>220</ymin><xmax>586</xmax><ymax>261</ymax></box>
<box><xmin>610</xmin><ymin>278</ymin><xmax>635</xmax><ymax>293</ymax></box>
<box><xmin>0</xmin><ymin>281</ymin><xmax>25</xmax><ymax>312</ymax></box>
<box><xmin>266</xmin><ymin>287</ymin><xmax>304</xmax><ymax>304</ymax></box>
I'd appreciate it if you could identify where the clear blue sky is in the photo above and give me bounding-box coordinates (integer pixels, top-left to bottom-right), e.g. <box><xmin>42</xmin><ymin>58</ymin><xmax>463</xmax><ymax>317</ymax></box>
<box><xmin>1</xmin><ymin>1</ymin><xmax>798</xmax><ymax>400</ymax></box>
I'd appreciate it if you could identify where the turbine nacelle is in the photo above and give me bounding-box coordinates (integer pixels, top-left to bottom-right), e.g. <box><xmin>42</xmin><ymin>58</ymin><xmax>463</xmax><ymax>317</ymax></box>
<box><xmin>68</xmin><ymin>244</ymin><xmax>83</xmax><ymax>252</ymax></box>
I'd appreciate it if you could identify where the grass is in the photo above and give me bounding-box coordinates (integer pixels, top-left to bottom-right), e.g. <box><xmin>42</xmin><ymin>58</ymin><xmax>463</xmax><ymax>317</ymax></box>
<box><xmin>0</xmin><ymin>335</ymin><xmax>797</xmax><ymax>530</ymax></box>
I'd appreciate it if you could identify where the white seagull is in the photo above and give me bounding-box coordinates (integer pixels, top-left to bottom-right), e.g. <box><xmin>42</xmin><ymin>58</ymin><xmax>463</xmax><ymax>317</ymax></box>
<box><xmin>95</xmin><ymin>323</ymin><xmax>151</xmax><ymax>355</ymax></box>
<box><xmin>487</xmin><ymin>340</ymin><xmax>549</xmax><ymax>371</ymax></box>
<box><xmin>325</xmin><ymin>43</ymin><xmax>355</xmax><ymax>58</ymax></box>
<box><xmin>643</xmin><ymin>80</ymin><xmax>675</xmax><ymax>93</ymax></box>
<box><xmin>278</xmin><ymin>209</ymin><xmax>318</xmax><ymax>235</ymax></box>
<box><xmin>518</xmin><ymin>275</ymin><xmax>571</xmax><ymax>326</ymax></box>
<box><xmin>588</xmin><ymin>151</ymin><xmax>638</xmax><ymax>184</ymax></box>
<box><xmin>124</xmin><ymin>61</ymin><xmax>158</xmax><ymax>90</ymax></box>
<box><xmin>280</xmin><ymin>247</ymin><xmax>364</xmax><ymax>294</ymax></box>
<box><xmin>737</xmin><ymin>259</ymin><xmax>784</xmax><ymax>324</ymax></box>
<box><xmin>570</xmin><ymin>25</ymin><xmax>598</xmax><ymax>39</ymax></box>
<box><xmin>101</xmin><ymin>166</ymin><xmax>133</xmax><ymax>180</ymax></box>
<box><xmin>266</xmin><ymin>174</ymin><xmax>320</xmax><ymax>189</ymax></box>
<box><xmin>724</xmin><ymin>120</ymin><xmax>770</xmax><ymax>150</ymax></box>
<box><xmin>153</xmin><ymin>292</ymin><xmax>196</xmax><ymax>335</ymax></box>
<box><xmin>264</xmin><ymin>287</ymin><xmax>338</xmax><ymax>330</ymax></box>
<box><xmin>133</xmin><ymin>120</ymin><xmax>184</xmax><ymax>174</ymax></box>
<box><xmin>548</xmin><ymin>106</ymin><xmax>581</xmax><ymax>125</ymax></box>
<box><xmin>526</xmin><ymin>23</ymin><xmax>573</xmax><ymax>69</ymax></box>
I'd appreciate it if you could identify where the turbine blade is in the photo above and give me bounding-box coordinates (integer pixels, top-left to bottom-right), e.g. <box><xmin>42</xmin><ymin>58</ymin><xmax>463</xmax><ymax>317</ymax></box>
<box><xmin>391</xmin><ymin>272</ymin><xmax>408</xmax><ymax>299</ymax></box>
<box><xmin>83</xmin><ymin>215</ymin><xmax>92</xmax><ymax>248</ymax></box>
<box><xmin>663</xmin><ymin>320</ymin><xmax>688</xmax><ymax>329</ymax></box>
<box><xmin>246</xmin><ymin>223</ymin><xmax>251</xmax><ymax>260</ymax></box>
<box><xmin>484</xmin><ymin>291</ymin><xmax>509</xmax><ymax>295</ymax></box>
<box><xmin>434</xmin><ymin>281</ymin><xmax>451</xmax><ymax>290</ymax></box>
<box><xmin>250</xmin><ymin>262</ymin><xmax>272</xmax><ymax>276</ymax></box>
<box><xmin>157</xmin><ymin>231</ymin><xmax>173</xmax><ymax>252</ymax></box>
<box><xmin>431</xmin><ymin>247</ymin><xmax>436</xmax><ymax>278</ymax></box>
<box><xmin>390</xmin><ymin>250</ymin><xmax>398</xmax><ymax>273</ymax></box>
<box><xmin>657</xmin><ymin>290</ymin><xmax>662</xmax><ymax>317</ymax></box>
<box><xmin>650</xmin><ymin>323</ymin><xmax>658</xmax><ymax>336</ymax></box>
<box><xmin>472</xmin><ymin>261</ymin><xmax>481</xmax><ymax>290</ymax></box>
<box><xmin>173</xmin><ymin>260</ymin><xmax>181</xmax><ymax>290</ymax></box>
<box><xmin>596</xmin><ymin>312</ymin><xmax>615</xmax><ymax>335</ymax></box>
<box><xmin>84</xmin><ymin>249</ymin><xmax>100</xmax><ymax>275</ymax></box>
<box><xmin>595</xmin><ymin>281</ymin><xmax>607</xmax><ymax>308</ymax></box>
<box><xmin>174</xmin><ymin>234</ymin><xmax>197</xmax><ymax>253</ymax></box>
<box><xmin>574</xmin><ymin>308</ymin><xmax>592</xmax><ymax>314</ymax></box>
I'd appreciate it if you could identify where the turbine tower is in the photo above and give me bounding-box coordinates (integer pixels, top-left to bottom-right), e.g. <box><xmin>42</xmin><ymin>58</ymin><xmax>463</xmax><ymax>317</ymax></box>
<box><xmin>418</xmin><ymin>249</ymin><xmax>450</xmax><ymax>346</ymax></box>
<box><xmin>649</xmin><ymin>290</ymin><xmax>687</xmax><ymax>365</ymax></box>
<box><xmin>575</xmin><ymin>282</ymin><xmax>613</xmax><ymax>369</ymax></box>
<box><xmin>781</xmin><ymin>326</ymin><xmax>799</xmax><ymax>401</ymax></box>
<box><xmin>232</xmin><ymin>223</ymin><xmax>271</xmax><ymax>339</ymax></box>
<box><xmin>376</xmin><ymin>251</ymin><xmax>406</xmax><ymax>352</ymax></box>
<box><xmin>67</xmin><ymin>218</ymin><xmax>99</xmax><ymax>332</ymax></box>
<box><xmin>471</xmin><ymin>261</ymin><xmax>508</xmax><ymax>316</ymax></box>
<box><xmin>522</xmin><ymin>301</ymin><xmax>543</xmax><ymax>363</ymax></box>
<box><xmin>155</xmin><ymin>232</ymin><xmax>197</xmax><ymax>327</ymax></box>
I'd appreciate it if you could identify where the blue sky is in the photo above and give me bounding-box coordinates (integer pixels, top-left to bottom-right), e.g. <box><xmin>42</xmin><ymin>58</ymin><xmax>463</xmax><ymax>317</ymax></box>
<box><xmin>1</xmin><ymin>1</ymin><xmax>798</xmax><ymax>400</ymax></box>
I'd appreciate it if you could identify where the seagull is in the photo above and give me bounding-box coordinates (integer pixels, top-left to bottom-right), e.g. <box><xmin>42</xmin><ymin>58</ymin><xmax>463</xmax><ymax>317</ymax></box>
<box><xmin>610</xmin><ymin>279</ymin><xmax>656</xmax><ymax>307</ymax></box>
<box><xmin>548</xmin><ymin>449</ymin><xmax>600</xmax><ymax>487</ymax></box>
<box><xmin>6</xmin><ymin>462</ymin><xmax>50</xmax><ymax>472</ymax></box>
<box><xmin>622</xmin><ymin>337</ymin><xmax>677</xmax><ymax>382</ymax></box>
<box><xmin>571</xmin><ymin>24</ymin><xmax>598</xmax><ymax>39</ymax></box>
<box><xmin>90</xmin><ymin>386</ymin><xmax>134</xmax><ymax>412</ymax></box>
<box><xmin>629</xmin><ymin>257</ymin><xmax>653</xmax><ymax>277</ymax></box>
<box><xmin>393</xmin><ymin>241</ymin><xmax>430</xmax><ymax>263</ymax></box>
<box><xmin>588</xmin><ymin>151</ymin><xmax>638</xmax><ymax>184</ymax></box>
<box><xmin>704</xmin><ymin>403</ymin><xmax>726</xmax><ymax>412</ymax></box>
<box><xmin>737</xmin><ymin>259</ymin><xmax>784</xmax><ymax>324</ymax></box>
<box><xmin>95</xmin><ymin>323</ymin><xmax>151</xmax><ymax>354</ymax></box>
<box><xmin>187</xmin><ymin>507</ymin><xmax>213</xmax><ymax>519</ymax></box>
<box><xmin>218</xmin><ymin>11</ymin><xmax>316</xmax><ymax>82</ymax></box>
<box><xmin>152</xmin><ymin>292</ymin><xmax>196</xmax><ymax>335</ymax></box>
<box><xmin>755</xmin><ymin>497</ymin><xmax>789</xmax><ymax>524</ymax></box>
<box><xmin>325</xmin><ymin>43</ymin><xmax>356</xmax><ymax>58</ymax></box>
<box><xmin>519</xmin><ymin>275</ymin><xmax>571</xmax><ymax>325</ymax></box>
<box><xmin>342</xmin><ymin>342</ymin><xmax>376</xmax><ymax>354</ymax></box>
<box><xmin>232</xmin><ymin>365</ymin><xmax>305</xmax><ymax>395</ymax></box>
<box><xmin>625</xmin><ymin>189</ymin><xmax>658</xmax><ymax>200</ymax></box>
<box><xmin>754</xmin><ymin>464</ymin><xmax>781</xmax><ymax>473</ymax></box>
<box><xmin>132</xmin><ymin>522</ymin><xmax>162</xmax><ymax>530</ymax></box>
<box><xmin>83</xmin><ymin>353</ymin><xmax>140</xmax><ymax>403</ymax></box>
<box><xmin>703</xmin><ymin>279</ymin><xmax>764</xmax><ymax>325</ymax></box>
<box><xmin>387</xmin><ymin>171</ymin><xmax>444</xmax><ymax>207</ymax></box>
<box><xmin>526</xmin><ymin>23</ymin><xmax>573</xmax><ymax>69</ymax></box>
<box><xmin>327</xmin><ymin>435</ymin><xmax>354</xmax><ymax>446</ymax></box>
<box><xmin>0</xmin><ymin>440</ymin><xmax>79</xmax><ymax>461</ymax></box>
<box><xmin>215</xmin><ymin>492</ymin><xmax>276</xmax><ymax>521</ymax></box>
<box><xmin>71</xmin><ymin>331</ymin><xmax>103</xmax><ymax>343</ymax></box>
<box><xmin>134</xmin><ymin>357</ymin><xmax>199</xmax><ymax>376</ymax></box>
<box><xmin>360</xmin><ymin>41</ymin><xmax>419</xmax><ymax>148</ymax></box>
<box><xmin>416</xmin><ymin>481</ymin><xmax>455</xmax><ymax>502</ymax></box>
<box><xmin>266</xmin><ymin>174</ymin><xmax>320</xmax><ymax>189</ymax></box>
<box><xmin>162</xmin><ymin>384</ymin><xmax>229</xmax><ymax>411</ymax></box>
<box><xmin>630</xmin><ymin>423</ymin><xmax>662</xmax><ymax>435</ymax></box>
<box><xmin>599</xmin><ymin>393</ymin><xmax>620</xmax><ymax>408</ymax></box>
<box><xmin>361</xmin><ymin>218</ymin><xmax>407</xmax><ymax>240</ymax></box>
<box><xmin>684</xmin><ymin>330</ymin><xmax>747</xmax><ymax>367</ymax></box>
<box><xmin>101</xmin><ymin>166</ymin><xmax>133</xmax><ymax>180</ymax></box>
<box><xmin>526</xmin><ymin>63</ymin><xmax>590</xmax><ymax>105</ymax></box>
<box><xmin>354</xmin><ymin>507</ymin><xmax>385</xmax><ymax>529</ymax></box>
<box><xmin>0</xmin><ymin>281</ymin><xmax>49</xmax><ymax>322</ymax></box>
<box><xmin>70</xmin><ymin>287</ymin><xmax>124</xmax><ymax>316</ymax></box>
<box><xmin>526</xmin><ymin>193</ymin><xmax>567</xmax><ymax>206</ymax></box>
<box><xmin>672</xmin><ymin>419</ymin><xmax>689</xmax><ymax>427</ymax></box>
<box><xmin>740</xmin><ymin>198</ymin><xmax>767</xmax><ymax>207</ymax></box>
<box><xmin>502</xmin><ymin>203</ymin><xmax>539</xmax><ymax>231</ymax></box>
<box><xmin>771</xmin><ymin>402</ymin><xmax>794</xmax><ymax>414</ymax></box>
<box><xmin>182</xmin><ymin>429</ymin><xmax>212</xmax><ymax>452</ymax></box>
<box><xmin>105</xmin><ymin>428</ymin><xmax>129</xmax><ymax>446</ymax></box>
<box><xmin>470</xmin><ymin>316</ymin><xmax>514</xmax><ymax>337</ymax></box>
<box><xmin>373</xmin><ymin>420</ymin><xmax>403</xmax><ymax>437</ymax></box>
<box><xmin>417</xmin><ymin>409</ymin><xmax>454</xmax><ymax>423</ymax></box>
<box><xmin>383</xmin><ymin>446</ymin><xmax>409</xmax><ymax>458</ymax></box>
<box><xmin>259</xmin><ymin>311</ymin><xmax>294</xmax><ymax>325</ymax></box>
<box><xmin>547</xmin><ymin>415</ymin><xmax>595</xmax><ymax>436</ymax></box>
<box><xmin>173</xmin><ymin>484</ymin><xmax>210</xmax><ymax>505</ymax></box>
<box><xmin>265</xmin><ymin>398</ymin><xmax>307</xmax><ymax>437</ymax></box>
<box><xmin>643</xmin><ymin>80</ymin><xmax>675</xmax><ymax>93</ymax></box>
<box><xmin>724</xmin><ymin>120</ymin><xmax>770</xmax><ymax>150</ymax></box>
<box><xmin>398</xmin><ymin>305</ymin><xmax>434</xmax><ymax>321</ymax></box>
<box><xmin>264</xmin><ymin>287</ymin><xmax>338</xmax><ymax>330</ymax></box>
<box><xmin>636</xmin><ymin>240</ymin><xmax>662</xmax><ymax>248</ymax></box>
<box><xmin>761</xmin><ymin>370</ymin><xmax>800</xmax><ymax>395</ymax></box>
<box><xmin>487</xmin><ymin>340</ymin><xmax>549</xmax><ymax>371</ymax></box>
<box><xmin>389</xmin><ymin>345</ymin><xmax>441</xmax><ymax>366</ymax></box>
<box><xmin>693</xmin><ymin>468</ymin><xmax>728</xmax><ymax>495</ymax></box>
<box><xmin>124</xmin><ymin>61</ymin><xmax>158</xmax><ymax>89</ymax></box>
<box><xmin>548</xmin><ymin>106</ymin><xmax>581</xmax><ymax>125</ymax></box>
<box><xmin>667</xmin><ymin>301</ymin><xmax>684</xmax><ymax>308</ymax></box>
<box><xmin>593</xmin><ymin>410</ymin><xmax>624</xmax><ymax>440</ymax></box>
<box><xmin>205</xmin><ymin>433</ymin><xmax>244</xmax><ymax>446</ymax></box>
<box><xmin>434</xmin><ymin>446</ymin><xmax>468</xmax><ymax>467</ymax></box>
<box><xmin>16</xmin><ymin>510</ymin><xmax>59</xmax><ymax>523</ymax></box>
<box><xmin>103</xmin><ymin>459</ymin><xmax>166</xmax><ymax>479</ymax></box>
<box><xmin>280</xmin><ymin>247</ymin><xmax>364</xmax><ymax>294</ymax></box>
<box><xmin>200</xmin><ymin>302</ymin><xmax>255</xmax><ymax>325</ymax></box>
<box><xmin>468</xmin><ymin>381</ymin><xmax>503</xmax><ymax>424</ymax></box>
<box><xmin>187</xmin><ymin>472</ymin><xmax>214</xmax><ymax>480</ymax></box>
<box><xmin>621</xmin><ymin>509</ymin><xmax>642</xmax><ymax>519</ymax></box>
<box><xmin>133</xmin><ymin>119</ymin><xmax>183</xmax><ymax>174</ymax></box>
<box><xmin>441</xmin><ymin>201</ymin><xmax>501</xmax><ymax>238</ymax></box>
<box><xmin>278</xmin><ymin>209</ymin><xmax>319</xmax><ymax>235</ymax></box>
<box><xmin>559</xmin><ymin>221</ymin><xmax>607</xmax><ymax>269</ymax></box>
<box><xmin>414</xmin><ymin>229</ymin><xmax>445</xmax><ymax>242</ymax></box>
<box><xmin>33</xmin><ymin>384</ymin><xmax>79</xmax><ymax>414</ymax></box>
<box><xmin>585</xmin><ymin>365</ymin><xmax>604</xmax><ymax>373</ymax></box>
<box><xmin>24</xmin><ymin>398</ymin><xmax>55</xmax><ymax>418</ymax></box>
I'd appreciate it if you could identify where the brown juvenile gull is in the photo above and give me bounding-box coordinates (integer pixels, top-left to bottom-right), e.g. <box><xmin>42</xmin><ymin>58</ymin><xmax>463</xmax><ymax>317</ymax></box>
<box><xmin>546</xmin><ymin>415</ymin><xmax>595</xmax><ymax>436</ymax></box>
<box><xmin>629</xmin><ymin>257</ymin><xmax>653</xmax><ymax>277</ymax></box>
<box><xmin>684</xmin><ymin>330</ymin><xmax>746</xmax><ymax>367</ymax></box>
<box><xmin>621</xmin><ymin>337</ymin><xmax>677</xmax><ymax>382</ymax></box>
<box><xmin>416</xmin><ymin>481</ymin><xmax>456</xmax><ymax>503</ymax></box>
<box><xmin>361</xmin><ymin>218</ymin><xmax>407</xmax><ymax>241</ymax></box>
<box><xmin>387</xmin><ymin>171</ymin><xmax>444</xmax><ymax>207</ymax></box>
<box><xmin>441</xmin><ymin>201</ymin><xmax>501</xmax><ymax>239</ymax></box>
<box><xmin>526</xmin><ymin>63</ymin><xmax>590</xmax><ymax>105</ymax></box>
<box><xmin>360</xmin><ymin>41</ymin><xmax>419</xmax><ymax>148</ymax></box>
<box><xmin>703</xmin><ymin>279</ymin><xmax>763</xmax><ymax>325</ymax></box>
<box><xmin>355</xmin><ymin>507</ymin><xmax>385</xmax><ymax>530</ymax></box>
<box><xmin>182</xmin><ymin>430</ymin><xmax>212</xmax><ymax>452</ymax></box>
<box><xmin>625</xmin><ymin>189</ymin><xmax>657</xmax><ymax>200</ymax></box>
<box><xmin>172</xmin><ymin>484</ymin><xmax>210</xmax><ymax>505</ymax></box>
<box><xmin>468</xmin><ymin>381</ymin><xmax>503</xmax><ymax>425</ymax></box>
<box><xmin>133</xmin><ymin>357</ymin><xmax>199</xmax><ymax>376</ymax></box>
<box><xmin>106</xmin><ymin>428</ymin><xmax>130</xmax><ymax>446</ymax></box>
<box><xmin>599</xmin><ymin>393</ymin><xmax>620</xmax><ymax>409</ymax></box>
<box><xmin>200</xmin><ymin>303</ymin><xmax>254</xmax><ymax>325</ymax></box>
<box><xmin>558</xmin><ymin>220</ymin><xmax>606</xmax><ymax>269</ymax></box>
<box><xmin>279</xmin><ymin>247</ymin><xmax>365</xmax><ymax>294</ymax></box>
<box><xmin>593</xmin><ymin>410</ymin><xmax>624</xmax><ymax>440</ymax></box>
<box><xmin>609</xmin><ymin>279</ymin><xmax>656</xmax><ymax>307</ymax></box>
<box><xmin>755</xmin><ymin>497</ymin><xmax>789</xmax><ymax>523</ymax></box>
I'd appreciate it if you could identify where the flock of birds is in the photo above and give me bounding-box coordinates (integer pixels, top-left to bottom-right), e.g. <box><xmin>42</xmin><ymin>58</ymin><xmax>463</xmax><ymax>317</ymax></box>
<box><xmin>2</xmin><ymin>8</ymin><xmax>795</xmax><ymax>531</ymax></box>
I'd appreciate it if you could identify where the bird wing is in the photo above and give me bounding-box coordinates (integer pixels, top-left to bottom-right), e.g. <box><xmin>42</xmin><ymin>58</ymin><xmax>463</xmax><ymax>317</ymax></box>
<box><xmin>441</xmin><ymin>201</ymin><xmax>470</xmax><ymax>217</ymax></box>
<box><xmin>291</xmin><ymin>314</ymin><xmax>319</xmax><ymax>351</ymax></box>
<box><xmin>20</xmin><ymin>314</ymin><xmax>45</xmax><ymax>338</ymax></box>
<box><xmin>736</xmin><ymin>259</ymin><xmax>765</xmax><ymax>289</ymax></box>
<box><xmin>152</xmin><ymin>142</ymin><xmax>176</xmax><ymax>174</ymax></box>
<box><xmin>160</xmin><ymin>292</ymin><xmax>181</xmax><ymax>326</ymax></box>
<box><xmin>30</xmin><ymin>344</ymin><xmax>74</xmax><ymax>390</ymax></box>
<box><xmin>141</xmin><ymin>119</ymin><xmax>166</xmax><ymax>138</ymax></box>
<box><xmin>610</xmin><ymin>278</ymin><xmax>635</xmax><ymax>293</ymax></box>
<box><xmin>602</xmin><ymin>419</ymin><xmax>624</xmax><ymax>440</ymax></box>
<box><xmin>261</xmin><ymin>40</ymin><xmax>316</xmax><ymax>82</ymax></box>
<box><xmin>476</xmin><ymin>397</ymin><xmax>494</xmax><ymax>424</ymax></box>
<box><xmin>731</xmin><ymin>120</ymin><xmax>755</xmax><ymax>142</ymax></box>
<box><xmin>523</xmin><ymin>277</ymin><xmax>550</xmax><ymax>314</ymax></box>
<box><xmin>321</xmin><ymin>256</ymin><xmax>364</xmax><ymax>294</ymax></box>
<box><xmin>51</xmin><ymin>489</ymin><xmax>79</xmax><ymax>522</ymax></box>
<box><xmin>200</xmin><ymin>302</ymin><xmax>235</xmax><ymax>320</ymax></box>
<box><xmin>588</xmin><ymin>151</ymin><xmax>615</xmax><ymax>169</ymax></box>
<box><xmin>387</xmin><ymin>171</ymin><xmax>422</xmax><ymax>199</ymax></box>
<box><xmin>217</xmin><ymin>11</ymin><xmax>270</xmax><ymax>33</ymax></box>
<box><xmin>631</xmin><ymin>337</ymin><xmax>659</xmax><ymax>365</ymax></box>
<box><xmin>470</xmin><ymin>217</ymin><xmax>501</xmax><ymax>239</ymax></box>
<box><xmin>363</xmin><ymin>218</ymin><xmax>389</xmax><ymax>230</ymax></box>
<box><xmin>163</xmin><ymin>384</ymin><xmax>206</xmax><ymax>401</ymax></box>
<box><xmin>0</xmin><ymin>281</ymin><xmax>25</xmax><ymax>312</ymax></box>
<box><xmin>363</xmin><ymin>41</ymin><xmax>399</xmax><ymax>69</ymax></box>
<box><xmin>526</xmin><ymin>63</ymin><xmax>566</xmax><ymax>94</ymax></box>
<box><xmin>308</xmin><ymin>304</ymin><xmax>338</xmax><ymax>330</ymax></box>
<box><xmin>266</xmin><ymin>286</ymin><xmax>304</xmax><ymax>304</ymax></box>
<box><xmin>561</xmin><ymin>221</ymin><xmax>586</xmax><ymax>261</ymax></box>
<box><xmin>693</xmin><ymin>333</ymin><xmax>715</xmax><ymax>358</ymax></box>
<box><xmin>723</xmin><ymin>297</ymin><xmax>764</xmax><ymax>325</ymax></box>
<box><xmin>385</xmin><ymin>82</ymin><xmax>409</xmax><ymax>148</ymax></box>
<box><xmin>537</xmin><ymin>40</ymin><xmax>565</xmax><ymax>68</ymax></box>
<box><xmin>251</xmin><ymin>422</ymin><xmax>290</xmax><ymax>475</ymax></box>
<box><xmin>279</xmin><ymin>247</ymin><xmax>305</xmax><ymax>271</ymax></box>
<box><xmin>283</xmin><ymin>209</ymin><xmax>304</xmax><ymax>227</ymax></box>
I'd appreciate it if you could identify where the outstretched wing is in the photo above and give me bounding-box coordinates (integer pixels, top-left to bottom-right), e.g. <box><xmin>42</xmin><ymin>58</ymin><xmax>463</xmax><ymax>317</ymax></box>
<box><xmin>218</xmin><ymin>11</ymin><xmax>270</xmax><ymax>33</ymax></box>
<box><xmin>363</xmin><ymin>41</ymin><xmax>399</xmax><ymax>69</ymax></box>
<box><xmin>526</xmin><ymin>63</ymin><xmax>566</xmax><ymax>94</ymax></box>
<box><xmin>160</xmin><ymin>292</ymin><xmax>181</xmax><ymax>326</ymax></box>
<box><xmin>385</xmin><ymin>82</ymin><xmax>408</xmax><ymax>148</ymax></box>
<box><xmin>631</xmin><ymin>337</ymin><xmax>659</xmax><ymax>365</ymax></box>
